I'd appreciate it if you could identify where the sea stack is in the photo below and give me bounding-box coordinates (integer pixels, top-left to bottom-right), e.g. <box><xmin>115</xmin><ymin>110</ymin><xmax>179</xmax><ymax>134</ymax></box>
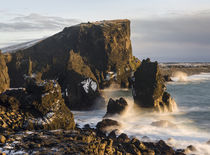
<box><xmin>132</xmin><ymin>58</ymin><xmax>177</xmax><ymax>112</ymax></box>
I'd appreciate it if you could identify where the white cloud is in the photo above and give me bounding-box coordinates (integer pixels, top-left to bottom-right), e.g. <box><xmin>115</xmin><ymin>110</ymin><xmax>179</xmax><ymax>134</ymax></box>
<box><xmin>0</xmin><ymin>13</ymin><xmax>80</xmax><ymax>31</ymax></box>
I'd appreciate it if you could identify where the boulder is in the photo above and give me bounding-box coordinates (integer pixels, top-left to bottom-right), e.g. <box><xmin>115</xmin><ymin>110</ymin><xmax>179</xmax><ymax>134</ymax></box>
<box><xmin>105</xmin><ymin>97</ymin><xmax>128</xmax><ymax>116</ymax></box>
<box><xmin>185</xmin><ymin>145</ymin><xmax>197</xmax><ymax>153</ymax></box>
<box><xmin>0</xmin><ymin>78</ymin><xmax>75</xmax><ymax>131</ymax></box>
<box><xmin>0</xmin><ymin>51</ymin><xmax>10</xmax><ymax>94</ymax></box>
<box><xmin>132</xmin><ymin>58</ymin><xmax>177</xmax><ymax>112</ymax></box>
<box><xmin>96</xmin><ymin>119</ymin><xmax>120</xmax><ymax>133</ymax></box>
<box><xmin>6</xmin><ymin>19</ymin><xmax>140</xmax><ymax>110</ymax></box>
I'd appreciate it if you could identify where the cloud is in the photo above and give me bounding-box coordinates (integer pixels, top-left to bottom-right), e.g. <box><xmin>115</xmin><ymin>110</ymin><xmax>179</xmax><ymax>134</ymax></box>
<box><xmin>131</xmin><ymin>13</ymin><xmax>210</xmax><ymax>62</ymax></box>
<box><xmin>0</xmin><ymin>13</ymin><xmax>80</xmax><ymax>31</ymax></box>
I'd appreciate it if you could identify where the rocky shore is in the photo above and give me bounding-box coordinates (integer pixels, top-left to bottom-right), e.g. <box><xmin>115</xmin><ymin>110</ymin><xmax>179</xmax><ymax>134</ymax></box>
<box><xmin>0</xmin><ymin>19</ymin><xmax>189</xmax><ymax>154</ymax></box>
<box><xmin>0</xmin><ymin>126</ymin><xmax>186</xmax><ymax>155</ymax></box>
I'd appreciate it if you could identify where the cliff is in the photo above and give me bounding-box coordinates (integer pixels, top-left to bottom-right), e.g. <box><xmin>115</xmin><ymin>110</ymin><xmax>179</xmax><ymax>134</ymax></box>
<box><xmin>5</xmin><ymin>19</ymin><xmax>140</xmax><ymax>109</ymax></box>
<box><xmin>0</xmin><ymin>51</ymin><xmax>10</xmax><ymax>94</ymax></box>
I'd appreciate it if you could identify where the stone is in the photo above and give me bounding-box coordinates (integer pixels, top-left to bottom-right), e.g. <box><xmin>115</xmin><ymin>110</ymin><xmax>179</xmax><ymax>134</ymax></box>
<box><xmin>117</xmin><ymin>133</ymin><xmax>130</xmax><ymax>143</ymax></box>
<box><xmin>0</xmin><ymin>135</ymin><xmax>6</xmax><ymax>144</ymax></box>
<box><xmin>0</xmin><ymin>51</ymin><xmax>10</xmax><ymax>94</ymax></box>
<box><xmin>96</xmin><ymin>119</ymin><xmax>120</xmax><ymax>133</ymax></box>
<box><xmin>186</xmin><ymin>145</ymin><xmax>197</xmax><ymax>152</ymax></box>
<box><xmin>132</xmin><ymin>58</ymin><xmax>177</xmax><ymax>112</ymax></box>
<box><xmin>105</xmin><ymin>97</ymin><xmax>128</xmax><ymax>116</ymax></box>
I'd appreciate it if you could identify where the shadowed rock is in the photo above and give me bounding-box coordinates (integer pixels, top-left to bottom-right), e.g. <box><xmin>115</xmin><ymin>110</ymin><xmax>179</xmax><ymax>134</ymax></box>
<box><xmin>96</xmin><ymin>119</ymin><xmax>120</xmax><ymax>133</ymax></box>
<box><xmin>0</xmin><ymin>78</ymin><xmax>75</xmax><ymax>131</ymax></box>
<box><xmin>132</xmin><ymin>58</ymin><xmax>177</xmax><ymax>112</ymax></box>
<box><xmin>104</xmin><ymin>97</ymin><xmax>128</xmax><ymax>116</ymax></box>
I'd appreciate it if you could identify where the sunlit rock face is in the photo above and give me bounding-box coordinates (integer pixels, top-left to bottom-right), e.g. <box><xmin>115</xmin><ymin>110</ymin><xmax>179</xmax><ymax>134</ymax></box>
<box><xmin>5</xmin><ymin>19</ymin><xmax>140</xmax><ymax>110</ymax></box>
<box><xmin>0</xmin><ymin>51</ymin><xmax>10</xmax><ymax>94</ymax></box>
<box><xmin>132</xmin><ymin>58</ymin><xmax>177</xmax><ymax>112</ymax></box>
<box><xmin>0</xmin><ymin>78</ymin><xmax>75</xmax><ymax>131</ymax></box>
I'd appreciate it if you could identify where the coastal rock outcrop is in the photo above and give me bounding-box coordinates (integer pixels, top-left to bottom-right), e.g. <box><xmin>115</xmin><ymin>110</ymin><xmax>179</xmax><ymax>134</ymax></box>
<box><xmin>96</xmin><ymin>119</ymin><xmax>120</xmax><ymax>133</ymax></box>
<box><xmin>0</xmin><ymin>129</ymin><xmax>184</xmax><ymax>155</ymax></box>
<box><xmin>0</xmin><ymin>78</ymin><xmax>75</xmax><ymax>131</ymax></box>
<box><xmin>0</xmin><ymin>51</ymin><xmax>10</xmax><ymax>94</ymax></box>
<box><xmin>104</xmin><ymin>97</ymin><xmax>128</xmax><ymax>116</ymax></box>
<box><xmin>5</xmin><ymin>19</ymin><xmax>140</xmax><ymax>110</ymax></box>
<box><xmin>132</xmin><ymin>58</ymin><xmax>177</xmax><ymax>112</ymax></box>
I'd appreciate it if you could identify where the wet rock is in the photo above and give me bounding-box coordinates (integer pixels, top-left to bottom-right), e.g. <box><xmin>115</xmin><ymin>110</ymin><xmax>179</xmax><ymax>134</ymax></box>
<box><xmin>96</xmin><ymin>119</ymin><xmax>120</xmax><ymax>133</ymax></box>
<box><xmin>0</xmin><ymin>51</ymin><xmax>10</xmax><ymax>94</ymax></box>
<box><xmin>0</xmin><ymin>78</ymin><xmax>75</xmax><ymax>131</ymax></box>
<box><xmin>105</xmin><ymin>97</ymin><xmax>128</xmax><ymax>116</ymax></box>
<box><xmin>185</xmin><ymin>145</ymin><xmax>197</xmax><ymax>153</ymax></box>
<box><xmin>108</xmin><ymin>130</ymin><xmax>117</xmax><ymax>139</ymax></box>
<box><xmin>117</xmin><ymin>133</ymin><xmax>130</xmax><ymax>143</ymax></box>
<box><xmin>132</xmin><ymin>58</ymin><xmax>177</xmax><ymax>112</ymax></box>
<box><xmin>63</xmin><ymin>76</ymin><xmax>105</xmax><ymax>110</ymax></box>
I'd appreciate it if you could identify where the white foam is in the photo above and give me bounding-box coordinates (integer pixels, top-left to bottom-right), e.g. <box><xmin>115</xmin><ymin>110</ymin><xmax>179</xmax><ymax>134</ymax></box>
<box><xmin>72</xmin><ymin>88</ymin><xmax>210</xmax><ymax>155</ymax></box>
<box><xmin>171</xmin><ymin>72</ymin><xmax>210</xmax><ymax>83</ymax></box>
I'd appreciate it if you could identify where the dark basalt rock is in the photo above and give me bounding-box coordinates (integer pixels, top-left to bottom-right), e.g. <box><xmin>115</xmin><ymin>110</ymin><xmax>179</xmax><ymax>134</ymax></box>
<box><xmin>0</xmin><ymin>129</ymin><xmax>183</xmax><ymax>155</ymax></box>
<box><xmin>0</xmin><ymin>51</ymin><xmax>10</xmax><ymax>94</ymax></box>
<box><xmin>96</xmin><ymin>119</ymin><xmax>120</xmax><ymax>133</ymax></box>
<box><xmin>132</xmin><ymin>58</ymin><xmax>177</xmax><ymax>112</ymax></box>
<box><xmin>0</xmin><ymin>78</ymin><xmax>75</xmax><ymax>131</ymax></box>
<box><xmin>105</xmin><ymin>97</ymin><xmax>128</xmax><ymax>116</ymax></box>
<box><xmin>163</xmin><ymin>75</ymin><xmax>172</xmax><ymax>82</ymax></box>
<box><xmin>5</xmin><ymin>19</ymin><xmax>140</xmax><ymax>110</ymax></box>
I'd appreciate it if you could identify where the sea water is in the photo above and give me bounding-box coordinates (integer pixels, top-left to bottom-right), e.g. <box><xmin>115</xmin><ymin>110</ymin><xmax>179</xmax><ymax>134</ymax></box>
<box><xmin>72</xmin><ymin>72</ymin><xmax>210</xmax><ymax>155</ymax></box>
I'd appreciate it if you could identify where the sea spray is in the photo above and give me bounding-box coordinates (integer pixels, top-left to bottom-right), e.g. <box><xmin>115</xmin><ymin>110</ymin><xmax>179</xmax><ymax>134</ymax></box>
<box><xmin>172</xmin><ymin>71</ymin><xmax>188</xmax><ymax>82</ymax></box>
<box><xmin>73</xmin><ymin>77</ymin><xmax>210</xmax><ymax>155</ymax></box>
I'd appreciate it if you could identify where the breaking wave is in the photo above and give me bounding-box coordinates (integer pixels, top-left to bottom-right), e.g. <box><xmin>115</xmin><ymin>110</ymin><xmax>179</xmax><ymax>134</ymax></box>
<box><xmin>171</xmin><ymin>72</ymin><xmax>210</xmax><ymax>83</ymax></box>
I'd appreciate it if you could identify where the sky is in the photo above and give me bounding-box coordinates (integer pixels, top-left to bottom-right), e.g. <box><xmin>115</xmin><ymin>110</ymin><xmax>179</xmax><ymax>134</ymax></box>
<box><xmin>1</xmin><ymin>0</ymin><xmax>210</xmax><ymax>62</ymax></box>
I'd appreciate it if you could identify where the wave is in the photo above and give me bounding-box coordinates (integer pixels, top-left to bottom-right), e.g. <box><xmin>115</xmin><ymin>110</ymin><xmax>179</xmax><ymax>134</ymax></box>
<box><xmin>171</xmin><ymin>72</ymin><xmax>210</xmax><ymax>83</ymax></box>
<box><xmin>72</xmin><ymin>88</ymin><xmax>210</xmax><ymax>155</ymax></box>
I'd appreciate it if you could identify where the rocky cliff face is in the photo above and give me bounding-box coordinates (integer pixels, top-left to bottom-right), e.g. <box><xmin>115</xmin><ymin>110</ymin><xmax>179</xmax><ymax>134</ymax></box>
<box><xmin>0</xmin><ymin>51</ymin><xmax>10</xmax><ymax>94</ymax></box>
<box><xmin>132</xmin><ymin>59</ymin><xmax>177</xmax><ymax>112</ymax></box>
<box><xmin>5</xmin><ymin>19</ymin><xmax>140</xmax><ymax>110</ymax></box>
<box><xmin>0</xmin><ymin>78</ymin><xmax>75</xmax><ymax>131</ymax></box>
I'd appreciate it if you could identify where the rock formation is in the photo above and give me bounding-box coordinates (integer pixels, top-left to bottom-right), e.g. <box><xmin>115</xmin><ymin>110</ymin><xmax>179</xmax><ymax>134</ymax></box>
<box><xmin>96</xmin><ymin>119</ymin><xmax>120</xmax><ymax>133</ymax></box>
<box><xmin>0</xmin><ymin>128</ymin><xmax>184</xmax><ymax>154</ymax></box>
<box><xmin>5</xmin><ymin>19</ymin><xmax>140</xmax><ymax>110</ymax></box>
<box><xmin>0</xmin><ymin>78</ymin><xmax>75</xmax><ymax>131</ymax></box>
<box><xmin>105</xmin><ymin>97</ymin><xmax>128</xmax><ymax>116</ymax></box>
<box><xmin>0</xmin><ymin>50</ymin><xmax>10</xmax><ymax>94</ymax></box>
<box><xmin>132</xmin><ymin>58</ymin><xmax>177</xmax><ymax>112</ymax></box>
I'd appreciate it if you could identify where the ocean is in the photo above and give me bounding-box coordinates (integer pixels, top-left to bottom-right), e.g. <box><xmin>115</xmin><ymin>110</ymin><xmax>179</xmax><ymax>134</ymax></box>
<box><xmin>72</xmin><ymin>72</ymin><xmax>210</xmax><ymax>155</ymax></box>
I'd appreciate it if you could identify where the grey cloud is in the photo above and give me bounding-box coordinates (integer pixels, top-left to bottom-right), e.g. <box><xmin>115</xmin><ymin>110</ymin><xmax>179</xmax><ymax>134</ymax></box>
<box><xmin>0</xmin><ymin>13</ymin><xmax>80</xmax><ymax>31</ymax></box>
<box><xmin>131</xmin><ymin>14</ymin><xmax>210</xmax><ymax>62</ymax></box>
